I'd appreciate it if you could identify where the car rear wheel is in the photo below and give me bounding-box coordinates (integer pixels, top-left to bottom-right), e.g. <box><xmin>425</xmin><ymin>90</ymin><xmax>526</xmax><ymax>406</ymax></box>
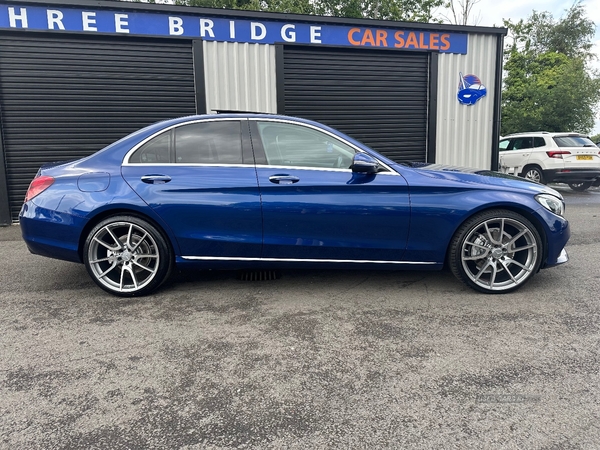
<box><xmin>568</xmin><ymin>182</ymin><xmax>592</xmax><ymax>192</ymax></box>
<box><xmin>449</xmin><ymin>209</ymin><xmax>543</xmax><ymax>293</ymax></box>
<box><xmin>522</xmin><ymin>166</ymin><xmax>544</xmax><ymax>184</ymax></box>
<box><xmin>83</xmin><ymin>215</ymin><xmax>173</xmax><ymax>297</ymax></box>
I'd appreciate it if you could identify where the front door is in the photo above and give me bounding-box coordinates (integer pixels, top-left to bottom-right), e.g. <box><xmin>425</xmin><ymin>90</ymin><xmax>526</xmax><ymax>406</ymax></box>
<box><xmin>251</xmin><ymin>120</ymin><xmax>410</xmax><ymax>263</ymax></box>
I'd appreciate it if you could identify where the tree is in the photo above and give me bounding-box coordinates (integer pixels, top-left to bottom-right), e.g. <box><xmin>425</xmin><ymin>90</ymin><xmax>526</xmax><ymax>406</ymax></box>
<box><xmin>440</xmin><ymin>0</ymin><xmax>482</xmax><ymax>26</ymax></box>
<box><xmin>501</xmin><ymin>2</ymin><xmax>600</xmax><ymax>135</ymax></box>
<box><xmin>505</xmin><ymin>5</ymin><xmax>596</xmax><ymax>60</ymax></box>
<box><xmin>174</xmin><ymin>0</ymin><xmax>445</xmax><ymax>22</ymax></box>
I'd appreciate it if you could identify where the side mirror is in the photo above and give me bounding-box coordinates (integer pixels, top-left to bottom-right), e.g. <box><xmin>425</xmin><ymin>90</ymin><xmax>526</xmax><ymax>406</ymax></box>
<box><xmin>351</xmin><ymin>153</ymin><xmax>379</xmax><ymax>174</ymax></box>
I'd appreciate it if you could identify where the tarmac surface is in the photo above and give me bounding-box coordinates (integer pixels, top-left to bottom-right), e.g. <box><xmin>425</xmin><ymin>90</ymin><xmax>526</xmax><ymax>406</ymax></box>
<box><xmin>0</xmin><ymin>185</ymin><xmax>599</xmax><ymax>449</ymax></box>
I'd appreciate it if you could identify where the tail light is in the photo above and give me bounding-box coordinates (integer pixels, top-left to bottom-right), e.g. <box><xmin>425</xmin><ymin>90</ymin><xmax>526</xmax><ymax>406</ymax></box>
<box><xmin>546</xmin><ymin>151</ymin><xmax>571</xmax><ymax>159</ymax></box>
<box><xmin>24</xmin><ymin>175</ymin><xmax>54</xmax><ymax>202</ymax></box>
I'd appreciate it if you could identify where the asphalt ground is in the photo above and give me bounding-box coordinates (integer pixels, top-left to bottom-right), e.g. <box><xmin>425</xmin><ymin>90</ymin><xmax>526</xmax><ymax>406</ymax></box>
<box><xmin>1</xmin><ymin>185</ymin><xmax>599</xmax><ymax>449</ymax></box>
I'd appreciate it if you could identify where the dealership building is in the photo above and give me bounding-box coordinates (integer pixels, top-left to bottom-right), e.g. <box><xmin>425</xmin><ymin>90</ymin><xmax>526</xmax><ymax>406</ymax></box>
<box><xmin>0</xmin><ymin>0</ymin><xmax>507</xmax><ymax>224</ymax></box>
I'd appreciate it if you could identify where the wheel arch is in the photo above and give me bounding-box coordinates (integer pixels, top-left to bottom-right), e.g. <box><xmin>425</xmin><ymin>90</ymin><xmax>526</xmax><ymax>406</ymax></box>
<box><xmin>520</xmin><ymin>163</ymin><xmax>544</xmax><ymax>178</ymax></box>
<box><xmin>443</xmin><ymin>204</ymin><xmax>549</xmax><ymax>270</ymax></box>
<box><xmin>77</xmin><ymin>208</ymin><xmax>178</xmax><ymax>263</ymax></box>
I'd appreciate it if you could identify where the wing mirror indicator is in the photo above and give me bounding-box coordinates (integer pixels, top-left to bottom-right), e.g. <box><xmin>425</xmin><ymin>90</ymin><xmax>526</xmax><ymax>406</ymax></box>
<box><xmin>351</xmin><ymin>153</ymin><xmax>379</xmax><ymax>174</ymax></box>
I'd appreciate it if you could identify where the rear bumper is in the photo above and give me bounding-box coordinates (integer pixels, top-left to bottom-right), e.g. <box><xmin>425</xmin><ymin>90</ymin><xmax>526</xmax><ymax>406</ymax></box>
<box><xmin>20</xmin><ymin>202</ymin><xmax>87</xmax><ymax>263</ymax></box>
<box><xmin>543</xmin><ymin>169</ymin><xmax>600</xmax><ymax>184</ymax></box>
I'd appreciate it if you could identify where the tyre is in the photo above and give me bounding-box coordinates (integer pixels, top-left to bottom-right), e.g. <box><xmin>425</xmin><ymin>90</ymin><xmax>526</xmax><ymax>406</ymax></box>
<box><xmin>448</xmin><ymin>209</ymin><xmax>543</xmax><ymax>293</ymax></box>
<box><xmin>568</xmin><ymin>182</ymin><xmax>592</xmax><ymax>192</ymax></box>
<box><xmin>83</xmin><ymin>215</ymin><xmax>173</xmax><ymax>296</ymax></box>
<box><xmin>522</xmin><ymin>166</ymin><xmax>544</xmax><ymax>184</ymax></box>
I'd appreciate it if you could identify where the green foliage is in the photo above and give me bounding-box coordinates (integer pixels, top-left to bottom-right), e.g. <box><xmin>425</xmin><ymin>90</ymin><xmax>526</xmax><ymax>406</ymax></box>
<box><xmin>175</xmin><ymin>0</ymin><xmax>444</xmax><ymax>22</ymax></box>
<box><xmin>504</xmin><ymin>3</ymin><xmax>596</xmax><ymax>60</ymax></box>
<box><xmin>590</xmin><ymin>134</ymin><xmax>600</xmax><ymax>144</ymax></box>
<box><xmin>502</xmin><ymin>51</ymin><xmax>600</xmax><ymax>134</ymax></box>
<box><xmin>501</xmin><ymin>2</ymin><xmax>600</xmax><ymax>135</ymax></box>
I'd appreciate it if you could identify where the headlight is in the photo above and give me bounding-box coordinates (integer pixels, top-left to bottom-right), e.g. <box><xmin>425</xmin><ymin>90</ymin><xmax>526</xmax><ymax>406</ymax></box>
<box><xmin>535</xmin><ymin>194</ymin><xmax>565</xmax><ymax>216</ymax></box>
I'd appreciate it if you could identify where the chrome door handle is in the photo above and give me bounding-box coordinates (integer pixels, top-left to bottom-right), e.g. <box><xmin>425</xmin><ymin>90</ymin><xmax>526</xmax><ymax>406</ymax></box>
<box><xmin>269</xmin><ymin>175</ymin><xmax>300</xmax><ymax>185</ymax></box>
<box><xmin>141</xmin><ymin>174</ymin><xmax>171</xmax><ymax>184</ymax></box>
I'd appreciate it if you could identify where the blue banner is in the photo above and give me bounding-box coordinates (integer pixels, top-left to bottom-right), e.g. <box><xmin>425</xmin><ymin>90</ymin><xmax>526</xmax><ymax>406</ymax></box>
<box><xmin>0</xmin><ymin>4</ymin><xmax>468</xmax><ymax>54</ymax></box>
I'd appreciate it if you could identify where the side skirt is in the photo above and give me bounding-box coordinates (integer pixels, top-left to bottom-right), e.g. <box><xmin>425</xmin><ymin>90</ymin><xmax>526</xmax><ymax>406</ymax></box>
<box><xmin>176</xmin><ymin>256</ymin><xmax>442</xmax><ymax>271</ymax></box>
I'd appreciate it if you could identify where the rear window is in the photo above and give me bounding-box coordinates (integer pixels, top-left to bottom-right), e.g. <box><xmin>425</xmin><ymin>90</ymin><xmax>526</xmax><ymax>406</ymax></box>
<box><xmin>553</xmin><ymin>136</ymin><xmax>596</xmax><ymax>148</ymax></box>
<box><xmin>129</xmin><ymin>131</ymin><xmax>171</xmax><ymax>163</ymax></box>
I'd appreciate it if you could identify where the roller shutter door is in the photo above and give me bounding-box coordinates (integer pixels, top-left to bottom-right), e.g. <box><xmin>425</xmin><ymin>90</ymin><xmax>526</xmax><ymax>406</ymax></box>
<box><xmin>0</xmin><ymin>34</ymin><xmax>197</xmax><ymax>221</ymax></box>
<box><xmin>281</xmin><ymin>46</ymin><xmax>430</xmax><ymax>163</ymax></box>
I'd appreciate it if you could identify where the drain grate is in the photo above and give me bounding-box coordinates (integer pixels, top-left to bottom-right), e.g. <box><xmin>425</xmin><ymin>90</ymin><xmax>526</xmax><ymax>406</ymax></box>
<box><xmin>237</xmin><ymin>270</ymin><xmax>281</xmax><ymax>281</ymax></box>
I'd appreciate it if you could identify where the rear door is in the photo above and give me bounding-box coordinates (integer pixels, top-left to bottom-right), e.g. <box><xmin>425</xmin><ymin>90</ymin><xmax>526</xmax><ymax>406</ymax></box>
<box><xmin>121</xmin><ymin>119</ymin><xmax>263</xmax><ymax>258</ymax></box>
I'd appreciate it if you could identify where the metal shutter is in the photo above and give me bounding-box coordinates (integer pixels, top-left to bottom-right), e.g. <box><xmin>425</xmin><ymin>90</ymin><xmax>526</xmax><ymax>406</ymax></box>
<box><xmin>281</xmin><ymin>45</ymin><xmax>430</xmax><ymax>163</ymax></box>
<box><xmin>0</xmin><ymin>33</ymin><xmax>197</xmax><ymax>221</ymax></box>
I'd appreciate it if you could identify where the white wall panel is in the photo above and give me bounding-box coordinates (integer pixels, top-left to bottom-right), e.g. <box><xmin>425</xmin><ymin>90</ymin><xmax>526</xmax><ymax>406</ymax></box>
<box><xmin>436</xmin><ymin>34</ymin><xmax>499</xmax><ymax>169</ymax></box>
<box><xmin>203</xmin><ymin>41</ymin><xmax>276</xmax><ymax>114</ymax></box>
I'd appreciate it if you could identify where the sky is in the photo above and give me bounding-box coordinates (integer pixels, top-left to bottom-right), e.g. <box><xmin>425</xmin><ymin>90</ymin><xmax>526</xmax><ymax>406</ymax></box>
<box><xmin>447</xmin><ymin>0</ymin><xmax>600</xmax><ymax>135</ymax></box>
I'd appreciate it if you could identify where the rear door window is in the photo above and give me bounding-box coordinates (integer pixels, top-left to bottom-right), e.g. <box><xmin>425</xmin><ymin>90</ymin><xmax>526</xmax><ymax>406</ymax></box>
<box><xmin>175</xmin><ymin>121</ymin><xmax>243</xmax><ymax>164</ymax></box>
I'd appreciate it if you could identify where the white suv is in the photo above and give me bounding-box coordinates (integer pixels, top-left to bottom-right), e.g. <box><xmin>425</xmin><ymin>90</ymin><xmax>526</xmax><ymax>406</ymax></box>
<box><xmin>499</xmin><ymin>132</ymin><xmax>600</xmax><ymax>191</ymax></box>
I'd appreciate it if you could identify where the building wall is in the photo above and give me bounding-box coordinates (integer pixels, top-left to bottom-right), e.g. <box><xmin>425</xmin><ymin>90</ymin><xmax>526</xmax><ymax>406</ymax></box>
<box><xmin>435</xmin><ymin>34</ymin><xmax>498</xmax><ymax>169</ymax></box>
<box><xmin>0</xmin><ymin>1</ymin><xmax>507</xmax><ymax>224</ymax></box>
<box><xmin>203</xmin><ymin>41</ymin><xmax>277</xmax><ymax>114</ymax></box>
<box><xmin>204</xmin><ymin>36</ymin><xmax>500</xmax><ymax>170</ymax></box>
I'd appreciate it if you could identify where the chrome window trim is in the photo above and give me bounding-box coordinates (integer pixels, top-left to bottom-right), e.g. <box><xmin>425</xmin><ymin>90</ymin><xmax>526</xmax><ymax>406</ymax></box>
<box><xmin>256</xmin><ymin>164</ymin><xmax>397</xmax><ymax>174</ymax></box>
<box><xmin>122</xmin><ymin>117</ymin><xmax>399</xmax><ymax>176</ymax></box>
<box><xmin>121</xmin><ymin>163</ymin><xmax>252</xmax><ymax>169</ymax></box>
<box><xmin>250</xmin><ymin>118</ymin><xmax>398</xmax><ymax>175</ymax></box>
<box><xmin>121</xmin><ymin>162</ymin><xmax>396</xmax><ymax>174</ymax></box>
<box><xmin>122</xmin><ymin>117</ymin><xmax>245</xmax><ymax>165</ymax></box>
<box><xmin>181</xmin><ymin>256</ymin><xmax>435</xmax><ymax>265</ymax></box>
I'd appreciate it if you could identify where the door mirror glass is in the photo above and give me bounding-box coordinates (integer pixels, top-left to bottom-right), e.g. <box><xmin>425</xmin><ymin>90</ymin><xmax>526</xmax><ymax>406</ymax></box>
<box><xmin>351</xmin><ymin>153</ymin><xmax>379</xmax><ymax>173</ymax></box>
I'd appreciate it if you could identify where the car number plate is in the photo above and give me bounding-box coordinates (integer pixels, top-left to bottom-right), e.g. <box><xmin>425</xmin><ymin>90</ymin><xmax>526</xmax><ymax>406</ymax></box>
<box><xmin>576</xmin><ymin>155</ymin><xmax>593</xmax><ymax>160</ymax></box>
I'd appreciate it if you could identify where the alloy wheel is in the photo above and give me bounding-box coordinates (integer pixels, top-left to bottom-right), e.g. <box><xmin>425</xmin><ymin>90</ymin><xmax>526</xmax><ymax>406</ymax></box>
<box><xmin>87</xmin><ymin>221</ymin><xmax>160</xmax><ymax>293</ymax></box>
<box><xmin>524</xmin><ymin>169</ymin><xmax>541</xmax><ymax>183</ymax></box>
<box><xmin>460</xmin><ymin>217</ymin><xmax>538</xmax><ymax>291</ymax></box>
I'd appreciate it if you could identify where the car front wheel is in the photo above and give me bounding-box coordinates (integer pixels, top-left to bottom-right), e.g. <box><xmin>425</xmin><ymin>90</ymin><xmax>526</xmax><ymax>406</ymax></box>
<box><xmin>83</xmin><ymin>215</ymin><xmax>173</xmax><ymax>296</ymax></box>
<box><xmin>522</xmin><ymin>166</ymin><xmax>544</xmax><ymax>184</ymax></box>
<box><xmin>449</xmin><ymin>210</ymin><xmax>543</xmax><ymax>293</ymax></box>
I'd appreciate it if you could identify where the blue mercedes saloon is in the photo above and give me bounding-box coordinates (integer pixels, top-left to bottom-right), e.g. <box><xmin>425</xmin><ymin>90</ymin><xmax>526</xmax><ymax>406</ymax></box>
<box><xmin>20</xmin><ymin>114</ymin><xmax>570</xmax><ymax>296</ymax></box>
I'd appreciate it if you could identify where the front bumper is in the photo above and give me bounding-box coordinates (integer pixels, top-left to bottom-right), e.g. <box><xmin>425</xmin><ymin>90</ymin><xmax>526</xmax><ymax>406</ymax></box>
<box><xmin>534</xmin><ymin>203</ymin><xmax>570</xmax><ymax>269</ymax></box>
<box><xmin>555</xmin><ymin>248</ymin><xmax>569</xmax><ymax>265</ymax></box>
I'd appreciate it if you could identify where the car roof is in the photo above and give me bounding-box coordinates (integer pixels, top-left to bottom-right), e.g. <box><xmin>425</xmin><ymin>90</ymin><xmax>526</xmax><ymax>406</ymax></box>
<box><xmin>149</xmin><ymin>113</ymin><xmax>332</xmax><ymax>128</ymax></box>
<box><xmin>501</xmin><ymin>131</ymin><xmax>588</xmax><ymax>138</ymax></box>
<box><xmin>86</xmin><ymin>112</ymin><xmax>394</xmax><ymax>167</ymax></box>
